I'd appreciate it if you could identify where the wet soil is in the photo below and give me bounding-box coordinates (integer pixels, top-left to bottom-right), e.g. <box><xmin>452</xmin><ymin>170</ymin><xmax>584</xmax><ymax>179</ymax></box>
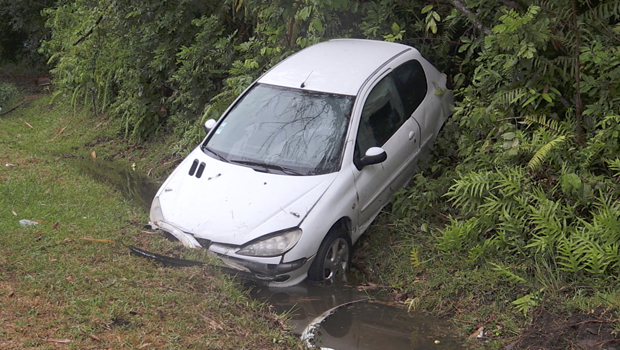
<box><xmin>508</xmin><ymin>307</ymin><xmax>619</xmax><ymax>350</ymax></box>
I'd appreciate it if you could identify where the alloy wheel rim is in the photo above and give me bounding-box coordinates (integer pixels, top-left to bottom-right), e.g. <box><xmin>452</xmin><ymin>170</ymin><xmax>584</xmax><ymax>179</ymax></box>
<box><xmin>323</xmin><ymin>237</ymin><xmax>349</xmax><ymax>280</ymax></box>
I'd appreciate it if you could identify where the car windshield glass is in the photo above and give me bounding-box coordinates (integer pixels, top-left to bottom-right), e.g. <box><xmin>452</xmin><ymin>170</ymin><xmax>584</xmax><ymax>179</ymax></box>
<box><xmin>202</xmin><ymin>84</ymin><xmax>353</xmax><ymax>175</ymax></box>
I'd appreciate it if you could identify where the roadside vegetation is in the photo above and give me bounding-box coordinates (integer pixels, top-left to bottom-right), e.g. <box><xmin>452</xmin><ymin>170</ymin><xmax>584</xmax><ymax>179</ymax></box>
<box><xmin>2</xmin><ymin>0</ymin><xmax>620</xmax><ymax>348</ymax></box>
<box><xmin>0</xmin><ymin>93</ymin><xmax>301</xmax><ymax>349</ymax></box>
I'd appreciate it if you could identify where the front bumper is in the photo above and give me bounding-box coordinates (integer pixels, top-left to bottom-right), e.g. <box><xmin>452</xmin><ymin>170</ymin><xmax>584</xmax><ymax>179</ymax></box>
<box><xmin>148</xmin><ymin>221</ymin><xmax>312</xmax><ymax>286</ymax></box>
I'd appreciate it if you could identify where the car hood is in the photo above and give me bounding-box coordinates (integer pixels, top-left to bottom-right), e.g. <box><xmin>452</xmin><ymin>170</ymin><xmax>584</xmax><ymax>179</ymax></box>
<box><xmin>157</xmin><ymin>148</ymin><xmax>338</xmax><ymax>246</ymax></box>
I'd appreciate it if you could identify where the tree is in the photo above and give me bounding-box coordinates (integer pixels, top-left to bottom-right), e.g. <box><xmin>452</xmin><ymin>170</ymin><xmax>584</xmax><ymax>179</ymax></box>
<box><xmin>0</xmin><ymin>0</ymin><xmax>56</xmax><ymax>69</ymax></box>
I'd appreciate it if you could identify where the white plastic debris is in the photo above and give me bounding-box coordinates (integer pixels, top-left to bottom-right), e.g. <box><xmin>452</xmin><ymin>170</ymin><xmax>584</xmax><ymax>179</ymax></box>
<box><xmin>19</xmin><ymin>219</ymin><xmax>39</xmax><ymax>227</ymax></box>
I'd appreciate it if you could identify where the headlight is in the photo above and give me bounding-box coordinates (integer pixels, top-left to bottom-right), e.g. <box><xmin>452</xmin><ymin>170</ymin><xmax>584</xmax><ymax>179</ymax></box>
<box><xmin>150</xmin><ymin>196</ymin><xmax>164</xmax><ymax>224</ymax></box>
<box><xmin>237</xmin><ymin>228</ymin><xmax>302</xmax><ymax>257</ymax></box>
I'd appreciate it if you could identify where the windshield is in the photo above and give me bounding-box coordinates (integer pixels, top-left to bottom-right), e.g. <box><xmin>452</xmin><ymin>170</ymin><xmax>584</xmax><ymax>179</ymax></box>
<box><xmin>203</xmin><ymin>84</ymin><xmax>353</xmax><ymax>175</ymax></box>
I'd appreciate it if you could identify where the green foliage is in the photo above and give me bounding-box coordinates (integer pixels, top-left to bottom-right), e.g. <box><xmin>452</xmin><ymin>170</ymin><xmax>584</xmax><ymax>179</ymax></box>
<box><xmin>0</xmin><ymin>0</ymin><xmax>55</xmax><ymax>68</ymax></box>
<box><xmin>24</xmin><ymin>0</ymin><xmax>620</xmax><ymax>320</ymax></box>
<box><xmin>0</xmin><ymin>81</ymin><xmax>18</xmax><ymax>108</ymax></box>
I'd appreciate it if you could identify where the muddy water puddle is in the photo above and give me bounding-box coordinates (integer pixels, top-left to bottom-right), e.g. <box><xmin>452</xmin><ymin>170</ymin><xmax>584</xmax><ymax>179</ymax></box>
<box><xmin>72</xmin><ymin>159</ymin><xmax>160</xmax><ymax>211</ymax></box>
<box><xmin>76</xmin><ymin>159</ymin><xmax>465</xmax><ymax>350</ymax></box>
<box><xmin>251</xmin><ymin>282</ymin><xmax>462</xmax><ymax>350</ymax></box>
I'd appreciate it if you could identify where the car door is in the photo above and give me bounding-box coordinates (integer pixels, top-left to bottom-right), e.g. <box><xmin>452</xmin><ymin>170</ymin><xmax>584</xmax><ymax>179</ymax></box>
<box><xmin>391</xmin><ymin>59</ymin><xmax>429</xmax><ymax>181</ymax></box>
<box><xmin>352</xmin><ymin>70</ymin><xmax>421</xmax><ymax>232</ymax></box>
<box><xmin>394</xmin><ymin>60</ymin><xmax>441</xmax><ymax>149</ymax></box>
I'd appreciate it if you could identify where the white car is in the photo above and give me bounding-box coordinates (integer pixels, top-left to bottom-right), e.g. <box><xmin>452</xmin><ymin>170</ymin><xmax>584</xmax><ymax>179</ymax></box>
<box><xmin>149</xmin><ymin>39</ymin><xmax>453</xmax><ymax>287</ymax></box>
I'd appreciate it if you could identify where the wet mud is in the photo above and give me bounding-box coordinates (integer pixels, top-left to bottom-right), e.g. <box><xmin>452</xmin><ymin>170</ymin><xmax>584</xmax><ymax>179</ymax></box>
<box><xmin>250</xmin><ymin>282</ymin><xmax>462</xmax><ymax>350</ymax></box>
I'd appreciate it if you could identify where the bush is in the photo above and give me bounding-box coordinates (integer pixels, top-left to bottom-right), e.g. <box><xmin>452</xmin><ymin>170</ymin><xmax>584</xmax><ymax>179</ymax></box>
<box><xmin>0</xmin><ymin>81</ymin><xmax>18</xmax><ymax>110</ymax></box>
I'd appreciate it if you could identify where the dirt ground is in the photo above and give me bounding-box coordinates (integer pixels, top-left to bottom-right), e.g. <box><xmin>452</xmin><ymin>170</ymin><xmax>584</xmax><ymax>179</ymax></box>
<box><xmin>507</xmin><ymin>307</ymin><xmax>619</xmax><ymax>350</ymax></box>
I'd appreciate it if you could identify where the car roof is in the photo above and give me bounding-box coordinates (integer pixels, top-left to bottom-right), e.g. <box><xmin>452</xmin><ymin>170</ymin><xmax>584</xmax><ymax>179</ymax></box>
<box><xmin>257</xmin><ymin>39</ymin><xmax>414</xmax><ymax>96</ymax></box>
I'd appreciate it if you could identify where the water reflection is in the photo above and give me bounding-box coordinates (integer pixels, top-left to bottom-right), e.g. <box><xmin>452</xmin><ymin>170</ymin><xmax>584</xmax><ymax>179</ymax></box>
<box><xmin>72</xmin><ymin>158</ymin><xmax>159</xmax><ymax>211</ymax></box>
<box><xmin>250</xmin><ymin>281</ymin><xmax>462</xmax><ymax>350</ymax></box>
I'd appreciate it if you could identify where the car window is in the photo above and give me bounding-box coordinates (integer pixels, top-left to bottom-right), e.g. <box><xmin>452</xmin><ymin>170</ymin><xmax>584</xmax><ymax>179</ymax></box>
<box><xmin>203</xmin><ymin>84</ymin><xmax>353</xmax><ymax>175</ymax></box>
<box><xmin>392</xmin><ymin>60</ymin><xmax>427</xmax><ymax>118</ymax></box>
<box><xmin>356</xmin><ymin>74</ymin><xmax>405</xmax><ymax>156</ymax></box>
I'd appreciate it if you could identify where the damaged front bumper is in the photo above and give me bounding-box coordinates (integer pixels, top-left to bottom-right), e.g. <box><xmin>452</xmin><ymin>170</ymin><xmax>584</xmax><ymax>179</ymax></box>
<box><xmin>144</xmin><ymin>221</ymin><xmax>312</xmax><ymax>286</ymax></box>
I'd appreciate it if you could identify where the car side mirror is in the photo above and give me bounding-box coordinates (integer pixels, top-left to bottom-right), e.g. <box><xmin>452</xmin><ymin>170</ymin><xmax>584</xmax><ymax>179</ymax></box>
<box><xmin>204</xmin><ymin>119</ymin><xmax>217</xmax><ymax>134</ymax></box>
<box><xmin>359</xmin><ymin>147</ymin><xmax>387</xmax><ymax>168</ymax></box>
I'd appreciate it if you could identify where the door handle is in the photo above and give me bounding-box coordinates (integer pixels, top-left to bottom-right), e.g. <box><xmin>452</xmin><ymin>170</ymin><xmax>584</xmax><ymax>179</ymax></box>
<box><xmin>408</xmin><ymin>131</ymin><xmax>417</xmax><ymax>143</ymax></box>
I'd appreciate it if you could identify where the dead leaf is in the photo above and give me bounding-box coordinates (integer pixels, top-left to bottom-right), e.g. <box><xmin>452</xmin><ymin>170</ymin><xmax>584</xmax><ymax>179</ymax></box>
<box><xmin>64</xmin><ymin>238</ymin><xmax>74</xmax><ymax>242</ymax></box>
<box><xmin>46</xmin><ymin>338</ymin><xmax>71</xmax><ymax>344</ymax></box>
<box><xmin>49</xmin><ymin>126</ymin><xmax>68</xmax><ymax>142</ymax></box>
<box><xmin>7</xmin><ymin>288</ymin><xmax>14</xmax><ymax>298</ymax></box>
<box><xmin>467</xmin><ymin>327</ymin><xmax>484</xmax><ymax>341</ymax></box>
<box><xmin>88</xmin><ymin>333</ymin><xmax>101</xmax><ymax>341</ymax></box>
<box><xmin>81</xmin><ymin>237</ymin><xmax>116</xmax><ymax>244</ymax></box>
<box><xmin>199</xmin><ymin>314</ymin><xmax>224</xmax><ymax>331</ymax></box>
<box><xmin>50</xmin><ymin>258</ymin><xmax>57</xmax><ymax>262</ymax></box>
<box><xmin>394</xmin><ymin>292</ymin><xmax>408</xmax><ymax>302</ymax></box>
<box><xmin>65</xmin><ymin>275</ymin><xmax>73</xmax><ymax>281</ymax></box>
<box><xmin>12</xmin><ymin>210</ymin><xmax>18</xmax><ymax>216</ymax></box>
<box><xmin>90</xmin><ymin>150</ymin><xmax>97</xmax><ymax>159</ymax></box>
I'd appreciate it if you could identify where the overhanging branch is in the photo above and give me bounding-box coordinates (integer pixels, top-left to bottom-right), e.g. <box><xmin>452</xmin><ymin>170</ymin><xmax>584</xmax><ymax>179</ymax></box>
<box><xmin>447</xmin><ymin>0</ymin><xmax>492</xmax><ymax>35</ymax></box>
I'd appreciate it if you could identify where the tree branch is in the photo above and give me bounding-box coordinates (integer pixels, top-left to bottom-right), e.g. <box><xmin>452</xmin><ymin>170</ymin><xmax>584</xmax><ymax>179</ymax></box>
<box><xmin>446</xmin><ymin>0</ymin><xmax>492</xmax><ymax>35</ymax></box>
<box><xmin>73</xmin><ymin>13</ymin><xmax>104</xmax><ymax>46</ymax></box>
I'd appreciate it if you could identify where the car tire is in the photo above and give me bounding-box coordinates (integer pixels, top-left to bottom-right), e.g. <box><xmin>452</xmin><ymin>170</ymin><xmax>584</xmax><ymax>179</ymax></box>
<box><xmin>308</xmin><ymin>227</ymin><xmax>351</xmax><ymax>282</ymax></box>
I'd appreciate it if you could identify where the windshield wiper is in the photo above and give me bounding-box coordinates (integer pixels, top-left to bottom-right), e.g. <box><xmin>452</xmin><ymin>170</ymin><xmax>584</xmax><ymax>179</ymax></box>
<box><xmin>203</xmin><ymin>146</ymin><xmax>229</xmax><ymax>163</ymax></box>
<box><xmin>229</xmin><ymin>159</ymin><xmax>303</xmax><ymax>175</ymax></box>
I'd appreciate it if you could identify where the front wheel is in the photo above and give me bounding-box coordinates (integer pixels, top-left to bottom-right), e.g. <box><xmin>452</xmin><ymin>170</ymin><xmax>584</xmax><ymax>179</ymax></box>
<box><xmin>308</xmin><ymin>228</ymin><xmax>351</xmax><ymax>282</ymax></box>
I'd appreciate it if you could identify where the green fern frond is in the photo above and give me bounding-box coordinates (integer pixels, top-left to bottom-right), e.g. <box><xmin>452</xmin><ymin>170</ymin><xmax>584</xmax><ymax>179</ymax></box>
<box><xmin>522</xmin><ymin>115</ymin><xmax>567</xmax><ymax>135</ymax></box>
<box><xmin>579</xmin><ymin>1</ymin><xmax>620</xmax><ymax>28</ymax></box>
<box><xmin>526</xmin><ymin>193</ymin><xmax>568</xmax><ymax>253</ymax></box>
<box><xmin>556</xmin><ymin>235</ymin><xmax>586</xmax><ymax>272</ymax></box>
<box><xmin>528</xmin><ymin>135</ymin><xmax>566</xmax><ymax>171</ymax></box>
<box><xmin>410</xmin><ymin>244</ymin><xmax>421</xmax><ymax>268</ymax></box>
<box><xmin>491</xmin><ymin>262</ymin><xmax>526</xmax><ymax>284</ymax></box>
<box><xmin>512</xmin><ymin>290</ymin><xmax>542</xmax><ymax>317</ymax></box>
<box><xmin>492</xmin><ymin>87</ymin><xmax>528</xmax><ymax>108</ymax></box>
<box><xmin>607</xmin><ymin>159</ymin><xmax>620</xmax><ymax>177</ymax></box>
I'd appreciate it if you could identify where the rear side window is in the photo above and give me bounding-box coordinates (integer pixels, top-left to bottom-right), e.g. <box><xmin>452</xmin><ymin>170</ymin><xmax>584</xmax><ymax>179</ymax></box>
<box><xmin>356</xmin><ymin>75</ymin><xmax>405</xmax><ymax>156</ymax></box>
<box><xmin>393</xmin><ymin>60</ymin><xmax>427</xmax><ymax>118</ymax></box>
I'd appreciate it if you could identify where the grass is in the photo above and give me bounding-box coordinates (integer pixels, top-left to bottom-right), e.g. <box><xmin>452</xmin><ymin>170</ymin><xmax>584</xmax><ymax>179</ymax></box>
<box><xmin>0</xmin><ymin>92</ymin><xmax>302</xmax><ymax>349</ymax></box>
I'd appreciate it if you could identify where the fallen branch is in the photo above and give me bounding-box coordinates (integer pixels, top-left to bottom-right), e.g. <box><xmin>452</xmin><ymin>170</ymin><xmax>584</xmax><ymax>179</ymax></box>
<box><xmin>0</xmin><ymin>95</ymin><xmax>42</xmax><ymax>117</ymax></box>
<box><xmin>19</xmin><ymin>118</ymin><xmax>33</xmax><ymax>129</ymax></box>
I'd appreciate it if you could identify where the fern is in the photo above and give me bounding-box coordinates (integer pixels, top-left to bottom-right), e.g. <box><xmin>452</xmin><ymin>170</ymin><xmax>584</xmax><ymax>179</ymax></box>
<box><xmin>446</xmin><ymin>170</ymin><xmax>496</xmax><ymax>212</ymax></box>
<box><xmin>523</xmin><ymin>115</ymin><xmax>567</xmax><ymax>135</ymax></box>
<box><xmin>526</xmin><ymin>192</ymin><xmax>568</xmax><ymax>254</ymax></box>
<box><xmin>606</xmin><ymin>159</ymin><xmax>620</xmax><ymax>177</ymax></box>
<box><xmin>436</xmin><ymin>217</ymin><xmax>480</xmax><ymax>252</ymax></box>
<box><xmin>556</xmin><ymin>235</ymin><xmax>586</xmax><ymax>272</ymax></box>
<box><xmin>512</xmin><ymin>290</ymin><xmax>542</xmax><ymax>317</ymax></box>
<box><xmin>410</xmin><ymin>243</ymin><xmax>421</xmax><ymax>268</ymax></box>
<box><xmin>527</xmin><ymin>135</ymin><xmax>566</xmax><ymax>171</ymax></box>
<box><xmin>490</xmin><ymin>262</ymin><xmax>526</xmax><ymax>284</ymax></box>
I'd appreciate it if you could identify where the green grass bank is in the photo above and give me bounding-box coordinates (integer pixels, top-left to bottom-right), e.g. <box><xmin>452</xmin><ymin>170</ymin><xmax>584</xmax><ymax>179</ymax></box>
<box><xmin>0</xmin><ymin>91</ymin><xmax>302</xmax><ymax>349</ymax></box>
